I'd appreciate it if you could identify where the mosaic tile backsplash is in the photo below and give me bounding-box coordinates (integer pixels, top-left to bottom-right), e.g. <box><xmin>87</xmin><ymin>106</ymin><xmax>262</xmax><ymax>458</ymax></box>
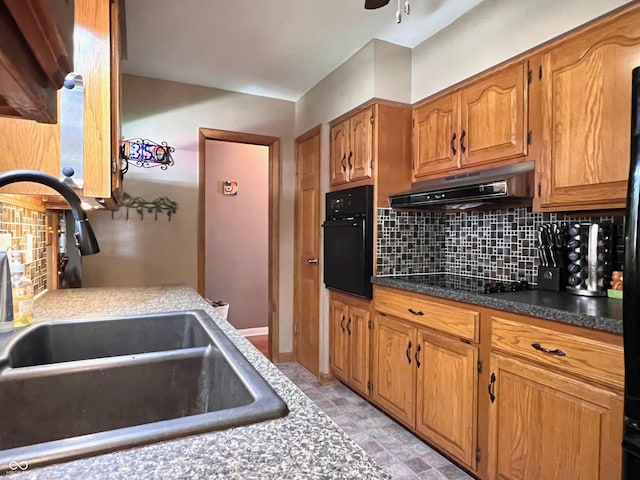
<box><xmin>0</xmin><ymin>201</ymin><xmax>48</xmax><ymax>294</ymax></box>
<box><xmin>376</xmin><ymin>207</ymin><xmax>625</xmax><ymax>285</ymax></box>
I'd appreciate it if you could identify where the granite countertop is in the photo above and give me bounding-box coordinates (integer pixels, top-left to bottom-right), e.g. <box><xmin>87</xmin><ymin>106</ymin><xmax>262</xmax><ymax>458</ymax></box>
<box><xmin>6</xmin><ymin>285</ymin><xmax>389</xmax><ymax>480</ymax></box>
<box><xmin>371</xmin><ymin>276</ymin><xmax>623</xmax><ymax>335</ymax></box>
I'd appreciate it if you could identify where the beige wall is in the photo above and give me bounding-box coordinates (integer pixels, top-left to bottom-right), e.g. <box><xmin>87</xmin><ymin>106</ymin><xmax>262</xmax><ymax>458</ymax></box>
<box><xmin>83</xmin><ymin>74</ymin><xmax>296</xmax><ymax>352</ymax></box>
<box><xmin>411</xmin><ymin>0</ymin><xmax>631</xmax><ymax>102</ymax></box>
<box><xmin>204</xmin><ymin>140</ymin><xmax>269</xmax><ymax>330</ymax></box>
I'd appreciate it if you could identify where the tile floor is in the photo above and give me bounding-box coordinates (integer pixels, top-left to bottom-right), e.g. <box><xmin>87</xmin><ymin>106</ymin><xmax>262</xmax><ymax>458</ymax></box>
<box><xmin>276</xmin><ymin>362</ymin><xmax>475</xmax><ymax>480</ymax></box>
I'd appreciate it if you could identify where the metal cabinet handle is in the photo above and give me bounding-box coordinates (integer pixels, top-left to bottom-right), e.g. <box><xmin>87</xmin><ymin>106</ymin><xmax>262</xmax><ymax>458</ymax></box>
<box><xmin>340</xmin><ymin>154</ymin><xmax>346</xmax><ymax>171</ymax></box>
<box><xmin>488</xmin><ymin>372</ymin><xmax>496</xmax><ymax>403</ymax></box>
<box><xmin>347</xmin><ymin>151</ymin><xmax>353</xmax><ymax>168</ymax></box>
<box><xmin>340</xmin><ymin>315</ymin><xmax>346</xmax><ymax>333</ymax></box>
<box><xmin>307</xmin><ymin>258</ymin><xmax>318</xmax><ymax>264</ymax></box>
<box><xmin>408</xmin><ymin>308</ymin><xmax>424</xmax><ymax>316</ymax></box>
<box><xmin>346</xmin><ymin>317</ymin><xmax>352</xmax><ymax>336</ymax></box>
<box><xmin>531</xmin><ymin>343</ymin><xmax>566</xmax><ymax>356</ymax></box>
<box><xmin>406</xmin><ymin>340</ymin><xmax>412</xmax><ymax>364</ymax></box>
<box><xmin>450</xmin><ymin>132</ymin><xmax>457</xmax><ymax>156</ymax></box>
<box><xmin>460</xmin><ymin>129</ymin><xmax>466</xmax><ymax>153</ymax></box>
<box><xmin>415</xmin><ymin>343</ymin><xmax>422</xmax><ymax>368</ymax></box>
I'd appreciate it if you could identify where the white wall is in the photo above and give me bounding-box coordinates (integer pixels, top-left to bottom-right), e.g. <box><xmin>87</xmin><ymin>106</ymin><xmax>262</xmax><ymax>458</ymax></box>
<box><xmin>411</xmin><ymin>0</ymin><xmax>631</xmax><ymax>102</ymax></box>
<box><xmin>205</xmin><ymin>141</ymin><xmax>269</xmax><ymax>331</ymax></box>
<box><xmin>83</xmin><ymin>74</ymin><xmax>296</xmax><ymax>352</ymax></box>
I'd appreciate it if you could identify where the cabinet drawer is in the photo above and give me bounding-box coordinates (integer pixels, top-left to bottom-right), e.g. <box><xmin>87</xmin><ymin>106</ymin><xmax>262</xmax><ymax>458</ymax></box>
<box><xmin>491</xmin><ymin>316</ymin><xmax>624</xmax><ymax>390</ymax></box>
<box><xmin>375</xmin><ymin>287</ymin><xmax>479</xmax><ymax>342</ymax></box>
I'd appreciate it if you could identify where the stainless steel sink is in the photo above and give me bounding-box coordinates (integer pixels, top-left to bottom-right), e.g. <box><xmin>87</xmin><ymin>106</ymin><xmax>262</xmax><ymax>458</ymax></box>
<box><xmin>0</xmin><ymin>310</ymin><xmax>288</xmax><ymax>471</ymax></box>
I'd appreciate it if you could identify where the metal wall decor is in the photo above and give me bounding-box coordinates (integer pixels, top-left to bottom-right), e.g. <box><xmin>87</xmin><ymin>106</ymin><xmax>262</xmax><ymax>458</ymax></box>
<box><xmin>120</xmin><ymin>138</ymin><xmax>175</xmax><ymax>171</ymax></box>
<box><xmin>113</xmin><ymin>192</ymin><xmax>178</xmax><ymax>221</ymax></box>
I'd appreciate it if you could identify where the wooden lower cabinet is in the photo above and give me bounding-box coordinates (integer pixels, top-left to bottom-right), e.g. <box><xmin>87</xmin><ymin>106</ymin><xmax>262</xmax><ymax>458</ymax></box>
<box><xmin>329</xmin><ymin>293</ymin><xmax>370</xmax><ymax>397</ymax></box>
<box><xmin>487</xmin><ymin>352</ymin><xmax>623</xmax><ymax>480</ymax></box>
<box><xmin>371</xmin><ymin>311</ymin><xmax>479</xmax><ymax>470</ymax></box>
<box><xmin>416</xmin><ymin>329</ymin><xmax>478</xmax><ymax>469</ymax></box>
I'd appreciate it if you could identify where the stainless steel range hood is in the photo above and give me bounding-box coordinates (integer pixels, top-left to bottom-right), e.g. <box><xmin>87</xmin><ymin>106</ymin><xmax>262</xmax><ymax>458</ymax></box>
<box><xmin>389</xmin><ymin>161</ymin><xmax>534</xmax><ymax>210</ymax></box>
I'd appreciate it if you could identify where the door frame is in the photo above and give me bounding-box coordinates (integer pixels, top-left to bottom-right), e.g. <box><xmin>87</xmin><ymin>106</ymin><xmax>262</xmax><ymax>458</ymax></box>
<box><xmin>197</xmin><ymin>128</ymin><xmax>280</xmax><ymax>361</ymax></box>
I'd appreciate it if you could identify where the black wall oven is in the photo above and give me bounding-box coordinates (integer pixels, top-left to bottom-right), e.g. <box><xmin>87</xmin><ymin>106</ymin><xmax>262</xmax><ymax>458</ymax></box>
<box><xmin>323</xmin><ymin>185</ymin><xmax>374</xmax><ymax>299</ymax></box>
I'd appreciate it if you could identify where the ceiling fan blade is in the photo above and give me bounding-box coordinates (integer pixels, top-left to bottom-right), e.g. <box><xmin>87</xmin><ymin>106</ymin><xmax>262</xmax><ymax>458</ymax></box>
<box><xmin>364</xmin><ymin>0</ymin><xmax>390</xmax><ymax>9</ymax></box>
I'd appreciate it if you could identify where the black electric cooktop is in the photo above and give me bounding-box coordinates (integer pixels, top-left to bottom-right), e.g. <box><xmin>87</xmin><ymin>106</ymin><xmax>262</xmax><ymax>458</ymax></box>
<box><xmin>391</xmin><ymin>274</ymin><xmax>532</xmax><ymax>294</ymax></box>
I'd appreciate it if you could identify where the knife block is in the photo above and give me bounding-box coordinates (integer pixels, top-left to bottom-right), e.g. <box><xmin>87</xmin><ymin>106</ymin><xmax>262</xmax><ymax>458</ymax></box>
<box><xmin>537</xmin><ymin>266</ymin><xmax>566</xmax><ymax>292</ymax></box>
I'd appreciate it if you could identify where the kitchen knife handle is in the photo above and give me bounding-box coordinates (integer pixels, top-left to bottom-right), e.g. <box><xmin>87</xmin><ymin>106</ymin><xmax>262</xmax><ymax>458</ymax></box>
<box><xmin>531</xmin><ymin>343</ymin><xmax>566</xmax><ymax>356</ymax></box>
<box><xmin>460</xmin><ymin>130</ymin><xmax>466</xmax><ymax>153</ymax></box>
<box><xmin>450</xmin><ymin>132</ymin><xmax>457</xmax><ymax>156</ymax></box>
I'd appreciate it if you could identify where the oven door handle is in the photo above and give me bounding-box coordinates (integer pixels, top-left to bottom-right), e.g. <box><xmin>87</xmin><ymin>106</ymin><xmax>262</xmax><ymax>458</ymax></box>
<box><xmin>322</xmin><ymin>220</ymin><xmax>363</xmax><ymax>228</ymax></box>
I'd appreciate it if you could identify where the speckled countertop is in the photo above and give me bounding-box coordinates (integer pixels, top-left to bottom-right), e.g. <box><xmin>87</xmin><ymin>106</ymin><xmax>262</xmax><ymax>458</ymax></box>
<box><xmin>5</xmin><ymin>285</ymin><xmax>390</xmax><ymax>480</ymax></box>
<box><xmin>372</xmin><ymin>276</ymin><xmax>623</xmax><ymax>335</ymax></box>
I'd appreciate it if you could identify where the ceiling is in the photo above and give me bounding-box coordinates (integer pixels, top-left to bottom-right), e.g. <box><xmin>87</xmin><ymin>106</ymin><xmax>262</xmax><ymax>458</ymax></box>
<box><xmin>121</xmin><ymin>0</ymin><xmax>483</xmax><ymax>102</ymax></box>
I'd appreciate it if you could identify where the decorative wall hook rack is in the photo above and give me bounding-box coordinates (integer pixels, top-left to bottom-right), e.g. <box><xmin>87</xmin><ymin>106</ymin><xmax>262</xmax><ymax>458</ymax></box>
<box><xmin>113</xmin><ymin>192</ymin><xmax>178</xmax><ymax>221</ymax></box>
<box><xmin>120</xmin><ymin>138</ymin><xmax>175</xmax><ymax>172</ymax></box>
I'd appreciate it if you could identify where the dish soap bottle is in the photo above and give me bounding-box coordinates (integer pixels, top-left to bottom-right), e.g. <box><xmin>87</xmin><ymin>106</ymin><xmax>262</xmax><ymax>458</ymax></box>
<box><xmin>11</xmin><ymin>262</ymin><xmax>33</xmax><ymax>328</ymax></box>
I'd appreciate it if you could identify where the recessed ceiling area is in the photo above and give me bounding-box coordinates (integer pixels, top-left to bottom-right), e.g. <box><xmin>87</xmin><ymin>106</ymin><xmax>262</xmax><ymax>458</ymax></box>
<box><xmin>121</xmin><ymin>0</ymin><xmax>484</xmax><ymax>101</ymax></box>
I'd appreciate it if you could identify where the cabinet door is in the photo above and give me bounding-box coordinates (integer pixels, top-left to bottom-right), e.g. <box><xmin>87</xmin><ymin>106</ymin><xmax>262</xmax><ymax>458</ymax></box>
<box><xmin>537</xmin><ymin>10</ymin><xmax>640</xmax><ymax>211</ymax></box>
<box><xmin>487</xmin><ymin>353</ymin><xmax>623</xmax><ymax>480</ymax></box>
<box><xmin>348</xmin><ymin>303</ymin><xmax>370</xmax><ymax>397</ymax></box>
<box><xmin>348</xmin><ymin>107</ymin><xmax>374</xmax><ymax>182</ymax></box>
<box><xmin>415</xmin><ymin>330</ymin><xmax>478</xmax><ymax>470</ymax></box>
<box><xmin>329</xmin><ymin>119</ymin><xmax>349</xmax><ymax>186</ymax></box>
<box><xmin>460</xmin><ymin>62</ymin><xmax>528</xmax><ymax>168</ymax></box>
<box><xmin>412</xmin><ymin>92</ymin><xmax>460</xmax><ymax>179</ymax></box>
<box><xmin>329</xmin><ymin>298</ymin><xmax>349</xmax><ymax>383</ymax></box>
<box><xmin>371</xmin><ymin>313</ymin><xmax>416</xmax><ymax>427</ymax></box>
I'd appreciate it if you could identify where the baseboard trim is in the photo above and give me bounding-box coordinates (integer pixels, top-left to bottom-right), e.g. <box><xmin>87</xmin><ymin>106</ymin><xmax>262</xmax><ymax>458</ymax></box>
<box><xmin>319</xmin><ymin>372</ymin><xmax>338</xmax><ymax>385</ymax></box>
<box><xmin>277</xmin><ymin>352</ymin><xmax>295</xmax><ymax>363</ymax></box>
<box><xmin>237</xmin><ymin>327</ymin><xmax>268</xmax><ymax>337</ymax></box>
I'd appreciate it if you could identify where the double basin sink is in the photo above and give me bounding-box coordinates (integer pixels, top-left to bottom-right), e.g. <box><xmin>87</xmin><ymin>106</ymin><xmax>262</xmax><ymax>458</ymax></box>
<box><xmin>0</xmin><ymin>310</ymin><xmax>288</xmax><ymax>472</ymax></box>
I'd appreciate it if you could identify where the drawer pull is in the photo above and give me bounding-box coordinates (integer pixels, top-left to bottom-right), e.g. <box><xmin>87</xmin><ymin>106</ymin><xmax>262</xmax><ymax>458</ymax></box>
<box><xmin>488</xmin><ymin>372</ymin><xmax>496</xmax><ymax>403</ymax></box>
<box><xmin>408</xmin><ymin>308</ymin><xmax>424</xmax><ymax>316</ymax></box>
<box><xmin>415</xmin><ymin>344</ymin><xmax>422</xmax><ymax>368</ymax></box>
<box><xmin>406</xmin><ymin>340</ymin><xmax>412</xmax><ymax>365</ymax></box>
<box><xmin>531</xmin><ymin>343</ymin><xmax>566</xmax><ymax>356</ymax></box>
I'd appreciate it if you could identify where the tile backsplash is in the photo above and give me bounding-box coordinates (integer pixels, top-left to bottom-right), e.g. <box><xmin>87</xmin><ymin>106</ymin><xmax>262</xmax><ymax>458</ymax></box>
<box><xmin>0</xmin><ymin>201</ymin><xmax>48</xmax><ymax>294</ymax></box>
<box><xmin>377</xmin><ymin>207</ymin><xmax>624</xmax><ymax>285</ymax></box>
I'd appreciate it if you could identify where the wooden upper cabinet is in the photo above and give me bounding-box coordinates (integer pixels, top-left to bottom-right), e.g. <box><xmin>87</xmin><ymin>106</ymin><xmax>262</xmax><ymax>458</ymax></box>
<box><xmin>0</xmin><ymin>0</ymin><xmax>122</xmax><ymax>205</ymax></box>
<box><xmin>348</xmin><ymin>107</ymin><xmax>374</xmax><ymax>182</ymax></box>
<box><xmin>329</xmin><ymin>119</ymin><xmax>349</xmax><ymax>185</ymax></box>
<box><xmin>412</xmin><ymin>61</ymin><xmax>529</xmax><ymax>179</ymax></box>
<box><xmin>536</xmin><ymin>7</ymin><xmax>640</xmax><ymax>211</ymax></box>
<box><xmin>0</xmin><ymin>0</ymin><xmax>74</xmax><ymax>123</ymax></box>
<box><xmin>412</xmin><ymin>92</ymin><xmax>460</xmax><ymax>179</ymax></box>
<box><xmin>329</xmin><ymin>106</ymin><xmax>374</xmax><ymax>187</ymax></box>
<box><xmin>460</xmin><ymin>62</ymin><xmax>528</xmax><ymax>168</ymax></box>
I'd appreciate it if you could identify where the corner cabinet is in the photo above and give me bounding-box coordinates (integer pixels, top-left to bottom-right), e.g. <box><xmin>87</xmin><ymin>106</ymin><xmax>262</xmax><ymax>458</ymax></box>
<box><xmin>535</xmin><ymin>5</ymin><xmax>640</xmax><ymax>212</ymax></box>
<box><xmin>413</xmin><ymin>61</ymin><xmax>530</xmax><ymax>180</ymax></box>
<box><xmin>329</xmin><ymin>292</ymin><xmax>371</xmax><ymax>398</ymax></box>
<box><xmin>0</xmin><ymin>0</ymin><xmax>122</xmax><ymax>207</ymax></box>
<box><xmin>371</xmin><ymin>286</ymin><xmax>480</xmax><ymax>471</ymax></box>
<box><xmin>487</xmin><ymin>314</ymin><xmax>624</xmax><ymax>480</ymax></box>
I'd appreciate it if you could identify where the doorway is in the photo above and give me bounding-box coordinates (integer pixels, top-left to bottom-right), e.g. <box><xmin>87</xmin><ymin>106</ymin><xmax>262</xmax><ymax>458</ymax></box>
<box><xmin>197</xmin><ymin>128</ymin><xmax>280</xmax><ymax>361</ymax></box>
